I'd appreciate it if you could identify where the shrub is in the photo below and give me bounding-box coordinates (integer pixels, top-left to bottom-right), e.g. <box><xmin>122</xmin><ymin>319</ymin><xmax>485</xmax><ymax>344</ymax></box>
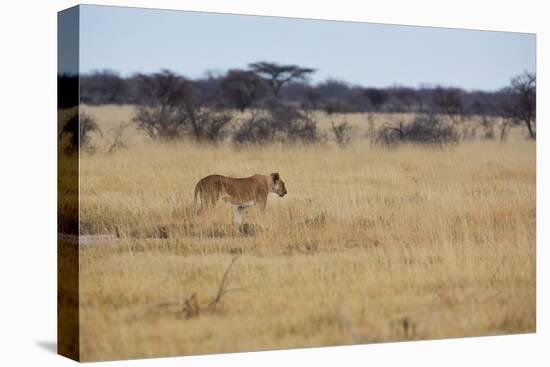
<box><xmin>234</xmin><ymin>102</ymin><xmax>320</xmax><ymax>144</ymax></box>
<box><xmin>233</xmin><ymin>113</ymin><xmax>277</xmax><ymax>144</ymax></box>
<box><xmin>376</xmin><ymin>114</ymin><xmax>460</xmax><ymax>145</ymax></box>
<box><xmin>133</xmin><ymin>70</ymin><xmax>232</xmax><ymax>141</ymax></box>
<box><xmin>331</xmin><ymin>121</ymin><xmax>353</xmax><ymax>147</ymax></box>
<box><xmin>60</xmin><ymin>112</ymin><xmax>101</xmax><ymax>153</ymax></box>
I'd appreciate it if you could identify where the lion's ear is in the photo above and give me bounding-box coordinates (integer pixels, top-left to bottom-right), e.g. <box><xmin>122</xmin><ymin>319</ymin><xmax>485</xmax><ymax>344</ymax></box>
<box><xmin>271</xmin><ymin>172</ymin><xmax>280</xmax><ymax>181</ymax></box>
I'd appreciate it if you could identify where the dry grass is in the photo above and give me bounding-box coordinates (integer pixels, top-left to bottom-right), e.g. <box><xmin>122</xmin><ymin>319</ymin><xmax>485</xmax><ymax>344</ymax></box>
<box><xmin>73</xmin><ymin>105</ymin><xmax>535</xmax><ymax>361</ymax></box>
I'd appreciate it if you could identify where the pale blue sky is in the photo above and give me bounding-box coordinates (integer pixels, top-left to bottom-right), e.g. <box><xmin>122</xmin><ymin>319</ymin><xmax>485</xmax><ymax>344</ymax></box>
<box><xmin>78</xmin><ymin>4</ymin><xmax>535</xmax><ymax>91</ymax></box>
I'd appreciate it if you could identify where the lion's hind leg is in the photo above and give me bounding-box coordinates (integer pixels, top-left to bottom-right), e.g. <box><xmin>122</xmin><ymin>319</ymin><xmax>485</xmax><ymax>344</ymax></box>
<box><xmin>195</xmin><ymin>184</ymin><xmax>220</xmax><ymax>215</ymax></box>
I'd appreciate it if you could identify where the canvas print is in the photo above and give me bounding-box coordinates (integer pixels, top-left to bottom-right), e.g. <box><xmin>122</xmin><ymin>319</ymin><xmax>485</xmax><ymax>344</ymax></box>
<box><xmin>58</xmin><ymin>4</ymin><xmax>536</xmax><ymax>362</ymax></box>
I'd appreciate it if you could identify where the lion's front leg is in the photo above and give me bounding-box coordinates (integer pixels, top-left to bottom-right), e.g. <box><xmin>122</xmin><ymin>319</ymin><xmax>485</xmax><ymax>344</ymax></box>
<box><xmin>224</xmin><ymin>198</ymin><xmax>256</xmax><ymax>225</ymax></box>
<box><xmin>255</xmin><ymin>194</ymin><xmax>268</xmax><ymax>212</ymax></box>
<box><xmin>233</xmin><ymin>206</ymin><xmax>243</xmax><ymax>225</ymax></box>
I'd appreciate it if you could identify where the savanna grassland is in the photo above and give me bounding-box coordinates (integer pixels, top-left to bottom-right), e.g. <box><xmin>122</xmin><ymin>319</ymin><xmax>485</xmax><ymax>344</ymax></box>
<box><xmin>71</xmin><ymin>105</ymin><xmax>535</xmax><ymax>361</ymax></box>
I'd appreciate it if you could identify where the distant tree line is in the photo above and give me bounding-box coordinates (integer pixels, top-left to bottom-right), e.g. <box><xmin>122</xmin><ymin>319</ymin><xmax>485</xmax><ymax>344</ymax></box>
<box><xmin>79</xmin><ymin>64</ymin><xmax>530</xmax><ymax>119</ymax></box>
<box><xmin>58</xmin><ymin>62</ymin><xmax>535</xmax><ymax>147</ymax></box>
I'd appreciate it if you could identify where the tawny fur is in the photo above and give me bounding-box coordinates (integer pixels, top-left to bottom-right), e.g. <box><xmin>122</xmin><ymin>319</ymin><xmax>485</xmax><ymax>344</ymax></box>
<box><xmin>194</xmin><ymin>173</ymin><xmax>287</xmax><ymax>213</ymax></box>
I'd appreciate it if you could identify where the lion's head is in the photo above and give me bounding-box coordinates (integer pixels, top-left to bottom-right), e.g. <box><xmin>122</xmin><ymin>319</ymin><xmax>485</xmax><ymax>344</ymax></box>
<box><xmin>271</xmin><ymin>172</ymin><xmax>287</xmax><ymax>197</ymax></box>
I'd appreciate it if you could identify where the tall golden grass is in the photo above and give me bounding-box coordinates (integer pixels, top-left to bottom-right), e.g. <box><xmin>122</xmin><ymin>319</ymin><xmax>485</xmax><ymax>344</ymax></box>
<box><xmin>73</xmin><ymin>105</ymin><xmax>535</xmax><ymax>361</ymax></box>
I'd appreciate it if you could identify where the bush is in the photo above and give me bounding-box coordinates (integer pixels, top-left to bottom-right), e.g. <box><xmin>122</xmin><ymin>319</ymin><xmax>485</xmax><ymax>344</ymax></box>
<box><xmin>480</xmin><ymin>117</ymin><xmax>495</xmax><ymax>140</ymax></box>
<box><xmin>60</xmin><ymin>112</ymin><xmax>101</xmax><ymax>153</ymax></box>
<box><xmin>233</xmin><ymin>113</ymin><xmax>276</xmax><ymax>144</ymax></box>
<box><xmin>376</xmin><ymin>114</ymin><xmax>460</xmax><ymax>145</ymax></box>
<box><xmin>331</xmin><ymin>121</ymin><xmax>353</xmax><ymax>147</ymax></box>
<box><xmin>234</xmin><ymin>102</ymin><xmax>319</xmax><ymax>144</ymax></box>
<box><xmin>80</xmin><ymin>113</ymin><xmax>101</xmax><ymax>150</ymax></box>
<box><xmin>133</xmin><ymin>70</ymin><xmax>232</xmax><ymax>142</ymax></box>
<box><xmin>432</xmin><ymin>87</ymin><xmax>464</xmax><ymax>117</ymax></box>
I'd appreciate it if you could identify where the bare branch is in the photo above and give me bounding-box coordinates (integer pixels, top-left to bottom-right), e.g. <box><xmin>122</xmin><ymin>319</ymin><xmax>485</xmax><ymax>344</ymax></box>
<box><xmin>208</xmin><ymin>256</ymin><xmax>241</xmax><ymax>310</ymax></box>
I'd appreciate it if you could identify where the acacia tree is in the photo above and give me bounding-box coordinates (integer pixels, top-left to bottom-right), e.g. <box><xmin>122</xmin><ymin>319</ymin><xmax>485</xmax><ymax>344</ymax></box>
<box><xmin>220</xmin><ymin>69</ymin><xmax>268</xmax><ymax>111</ymax></box>
<box><xmin>248</xmin><ymin>62</ymin><xmax>315</xmax><ymax>98</ymax></box>
<box><xmin>501</xmin><ymin>71</ymin><xmax>536</xmax><ymax>139</ymax></box>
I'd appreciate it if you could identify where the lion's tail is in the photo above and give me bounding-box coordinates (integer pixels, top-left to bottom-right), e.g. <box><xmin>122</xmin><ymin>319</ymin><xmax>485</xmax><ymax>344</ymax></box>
<box><xmin>194</xmin><ymin>183</ymin><xmax>200</xmax><ymax>207</ymax></box>
<box><xmin>194</xmin><ymin>182</ymin><xmax>202</xmax><ymax>211</ymax></box>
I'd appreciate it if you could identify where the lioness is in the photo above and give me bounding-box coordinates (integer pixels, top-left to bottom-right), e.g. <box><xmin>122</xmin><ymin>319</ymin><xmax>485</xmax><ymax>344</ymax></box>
<box><xmin>194</xmin><ymin>173</ymin><xmax>287</xmax><ymax>224</ymax></box>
